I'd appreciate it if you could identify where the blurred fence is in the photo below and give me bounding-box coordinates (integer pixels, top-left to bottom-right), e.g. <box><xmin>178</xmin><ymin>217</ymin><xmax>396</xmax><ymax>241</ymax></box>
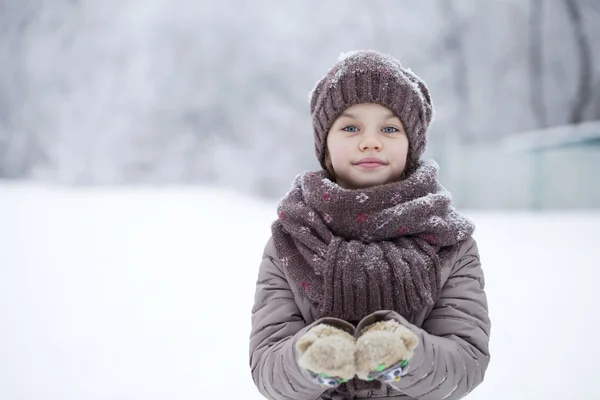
<box><xmin>439</xmin><ymin>121</ymin><xmax>600</xmax><ymax>209</ymax></box>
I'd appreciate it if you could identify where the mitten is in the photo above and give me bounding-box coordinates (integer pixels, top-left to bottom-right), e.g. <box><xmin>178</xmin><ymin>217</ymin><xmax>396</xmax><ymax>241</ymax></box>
<box><xmin>296</xmin><ymin>323</ymin><xmax>356</xmax><ymax>388</ymax></box>
<box><xmin>355</xmin><ymin>320</ymin><xmax>419</xmax><ymax>382</ymax></box>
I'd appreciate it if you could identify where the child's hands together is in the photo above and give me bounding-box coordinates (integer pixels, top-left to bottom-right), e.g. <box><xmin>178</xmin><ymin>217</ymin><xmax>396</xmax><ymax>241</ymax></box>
<box><xmin>296</xmin><ymin>320</ymin><xmax>419</xmax><ymax>388</ymax></box>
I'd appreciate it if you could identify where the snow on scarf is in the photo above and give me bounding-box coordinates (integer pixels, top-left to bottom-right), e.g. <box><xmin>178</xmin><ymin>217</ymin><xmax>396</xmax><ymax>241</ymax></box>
<box><xmin>271</xmin><ymin>160</ymin><xmax>475</xmax><ymax>322</ymax></box>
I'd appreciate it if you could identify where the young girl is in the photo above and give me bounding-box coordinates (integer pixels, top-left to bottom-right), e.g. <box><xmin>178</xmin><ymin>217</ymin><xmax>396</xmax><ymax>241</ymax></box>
<box><xmin>250</xmin><ymin>50</ymin><xmax>490</xmax><ymax>400</ymax></box>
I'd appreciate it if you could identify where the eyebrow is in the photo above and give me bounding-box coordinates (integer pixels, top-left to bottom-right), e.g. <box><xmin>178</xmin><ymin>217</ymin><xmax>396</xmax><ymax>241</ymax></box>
<box><xmin>340</xmin><ymin>111</ymin><xmax>397</xmax><ymax>120</ymax></box>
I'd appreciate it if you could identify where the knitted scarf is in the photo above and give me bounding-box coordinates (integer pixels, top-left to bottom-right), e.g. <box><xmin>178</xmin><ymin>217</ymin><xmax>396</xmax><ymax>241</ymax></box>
<box><xmin>271</xmin><ymin>160</ymin><xmax>475</xmax><ymax>323</ymax></box>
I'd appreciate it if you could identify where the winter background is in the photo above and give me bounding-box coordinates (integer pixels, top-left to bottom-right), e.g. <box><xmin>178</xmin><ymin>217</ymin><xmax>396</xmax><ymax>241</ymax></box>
<box><xmin>1</xmin><ymin>0</ymin><xmax>600</xmax><ymax>399</ymax></box>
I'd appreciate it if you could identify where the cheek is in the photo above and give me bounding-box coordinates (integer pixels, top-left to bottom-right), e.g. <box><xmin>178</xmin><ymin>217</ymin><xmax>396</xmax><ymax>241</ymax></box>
<box><xmin>327</xmin><ymin>140</ymin><xmax>352</xmax><ymax>164</ymax></box>
<box><xmin>391</xmin><ymin>138</ymin><xmax>409</xmax><ymax>159</ymax></box>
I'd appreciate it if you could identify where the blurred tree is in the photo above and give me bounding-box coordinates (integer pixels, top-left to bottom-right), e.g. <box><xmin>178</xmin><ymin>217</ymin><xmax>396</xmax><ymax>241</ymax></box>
<box><xmin>529</xmin><ymin>0</ymin><xmax>547</xmax><ymax>128</ymax></box>
<box><xmin>0</xmin><ymin>0</ymin><xmax>51</xmax><ymax>177</ymax></box>
<box><xmin>563</xmin><ymin>0</ymin><xmax>593</xmax><ymax>124</ymax></box>
<box><xmin>1</xmin><ymin>0</ymin><xmax>599</xmax><ymax>201</ymax></box>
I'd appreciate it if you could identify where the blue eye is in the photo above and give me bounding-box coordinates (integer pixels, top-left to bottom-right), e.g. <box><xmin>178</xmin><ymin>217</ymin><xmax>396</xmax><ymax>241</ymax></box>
<box><xmin>382</xmin><ymin>126</ymin><xmax>399</xmax><ymax>134</ymax></box>
<box><xmin>342</xmin><ymin>126</ymin><xmax>359</xmax><ymax>133</ymax></box>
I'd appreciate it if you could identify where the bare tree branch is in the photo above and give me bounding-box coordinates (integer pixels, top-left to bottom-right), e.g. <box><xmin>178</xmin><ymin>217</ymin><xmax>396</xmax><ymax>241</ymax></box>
<box><xmin>529</xmin><ymin>0</ymin><xmax>547</xmax><ymax>127</ymax></box>
<box><xmin>591</xmin><ymin>79</ymin><xmax>600</xmax><ymax>119</ymax></box>
<box><xmin>563</xmin><ymin>0</ymin><xmax>594</xmax><ymax>124</ymax></box>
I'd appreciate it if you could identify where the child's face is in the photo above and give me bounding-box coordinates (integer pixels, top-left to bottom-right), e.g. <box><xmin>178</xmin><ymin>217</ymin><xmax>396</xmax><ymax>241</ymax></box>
<box><xmin>326</xmin><ymin>103</ymin><xmax>409</xmax><ymax>189</ymax></box>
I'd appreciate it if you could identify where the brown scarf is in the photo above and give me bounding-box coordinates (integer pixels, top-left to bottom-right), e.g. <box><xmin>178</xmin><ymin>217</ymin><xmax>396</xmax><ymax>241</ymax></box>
<box><xmin>271</xmin><ymin>160</ymin><xmax>475</xmax><ymax>323</ymax></box>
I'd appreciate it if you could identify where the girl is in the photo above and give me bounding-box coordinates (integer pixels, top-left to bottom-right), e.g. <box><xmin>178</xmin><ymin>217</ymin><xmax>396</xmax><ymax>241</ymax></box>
<box><xmin>250</xmin><ymin>50</ymin><xmax>490</xmax><ymax>400</ymax></box>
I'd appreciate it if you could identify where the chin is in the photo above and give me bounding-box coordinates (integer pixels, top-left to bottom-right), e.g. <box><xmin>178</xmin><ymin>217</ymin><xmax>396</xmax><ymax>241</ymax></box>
<box><xmin>347</xmin><ymin>176</ymin><xmax>389</xmax><ymax>189</ymax></box>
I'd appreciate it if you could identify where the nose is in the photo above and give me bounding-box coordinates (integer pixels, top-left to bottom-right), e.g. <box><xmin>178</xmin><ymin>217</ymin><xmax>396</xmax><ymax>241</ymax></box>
<box><xmin>359</xmin><ymin>130</ymin><xmax>382</xmax><ymax>151</ymax></box>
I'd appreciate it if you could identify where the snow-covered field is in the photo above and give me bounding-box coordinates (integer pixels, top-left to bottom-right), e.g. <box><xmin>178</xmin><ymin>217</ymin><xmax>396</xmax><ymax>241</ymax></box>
<box><xmin>1</xmin><ymin>183</ymin><xmax>598</xmax><ymax>399</ymax></box>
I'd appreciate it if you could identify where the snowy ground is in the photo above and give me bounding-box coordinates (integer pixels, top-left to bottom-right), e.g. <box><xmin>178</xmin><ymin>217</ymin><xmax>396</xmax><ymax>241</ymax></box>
<box><xmin>1</xmin><ymin>182</ymin><xmax>598</xmax><ymax>399</ymax></box>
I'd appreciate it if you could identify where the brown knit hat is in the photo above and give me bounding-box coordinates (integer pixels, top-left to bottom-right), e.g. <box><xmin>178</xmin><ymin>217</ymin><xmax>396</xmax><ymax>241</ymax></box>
<box><xmin>309</xmin><ymin>50</ymin><xmax>434</xmax><ymax>173</ymax></box>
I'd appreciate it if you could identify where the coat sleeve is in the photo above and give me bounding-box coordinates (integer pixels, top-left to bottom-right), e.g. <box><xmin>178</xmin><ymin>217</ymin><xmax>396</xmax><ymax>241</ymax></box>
<box><xmin>360</xmin><ymin>237</ymin><xmax>491</xmax><ymax>399</ymax></box>
<box><xmin>249</xmin><ymin>238</ymin><xmax>354</xmax><ymax>400</ymax></box>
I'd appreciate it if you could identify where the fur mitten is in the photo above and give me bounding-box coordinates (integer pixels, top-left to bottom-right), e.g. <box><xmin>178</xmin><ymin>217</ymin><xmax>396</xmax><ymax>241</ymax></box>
<box><xmin>355</xmin><ymin>320</ymin><xmax>419</xmax><ymax>382</ymax></box>
<box><xmin>296</xmin><ymin>323</ymin><xmax>356</xmax><ymax>388</ymax></box>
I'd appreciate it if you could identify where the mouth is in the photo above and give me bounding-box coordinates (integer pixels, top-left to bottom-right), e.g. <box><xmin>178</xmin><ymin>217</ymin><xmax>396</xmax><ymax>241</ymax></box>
<box><xmin>353</xmin><ymin>158</ymin><xmax>388</xmax><ymax>168</ymax></box>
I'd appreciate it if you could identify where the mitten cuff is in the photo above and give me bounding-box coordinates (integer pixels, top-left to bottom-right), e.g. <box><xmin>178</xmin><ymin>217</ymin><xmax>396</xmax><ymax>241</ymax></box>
<box><xmin>365</xmin><ymin>359</ymin><xmax>410</xmax><ymax>383</ymax></box>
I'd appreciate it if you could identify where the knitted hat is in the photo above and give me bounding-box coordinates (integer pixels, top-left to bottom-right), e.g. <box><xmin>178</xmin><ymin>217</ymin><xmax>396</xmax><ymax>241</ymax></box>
<box><xmin>309</xmin><ymin>50</ymin><xmax>434</xmax><ymax>173</ymax></box>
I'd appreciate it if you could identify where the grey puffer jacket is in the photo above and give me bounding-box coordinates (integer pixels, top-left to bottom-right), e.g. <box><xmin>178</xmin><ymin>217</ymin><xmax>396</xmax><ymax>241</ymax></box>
<box><xmin>249</xmin><ymin>236</ymin><xmax>491</xmax><ymax>400</ymax></box>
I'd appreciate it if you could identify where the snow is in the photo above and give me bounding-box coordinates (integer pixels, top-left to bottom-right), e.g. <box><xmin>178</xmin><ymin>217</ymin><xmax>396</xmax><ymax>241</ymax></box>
<box><xmin>337</xmin><ymin>50</ymin><xmax>363</xmax><ymax>63</ymax></box>
<box><xmin>1</xmin><ymin>183</ymin><xmax>598</xmax><ymax>399</ymax></box>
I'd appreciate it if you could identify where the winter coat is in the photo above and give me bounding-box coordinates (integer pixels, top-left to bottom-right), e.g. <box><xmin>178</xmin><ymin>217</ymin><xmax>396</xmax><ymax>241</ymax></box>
<box><xmin>249</xmin><ymin>236</ymin><xmax>491</xmax><ymax>400</ymax></box>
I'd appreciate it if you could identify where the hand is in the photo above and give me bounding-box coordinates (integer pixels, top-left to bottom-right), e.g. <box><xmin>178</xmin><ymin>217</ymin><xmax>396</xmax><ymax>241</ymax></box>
<box><xmin>355</xmin><ymin>320</ymin><xmax>419</xmax><ymax>382</ymax></box>
<box><xmin>296</xmin><ymin>323</ymin><xmax>356</xmax><ymax>388</ymax></box>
